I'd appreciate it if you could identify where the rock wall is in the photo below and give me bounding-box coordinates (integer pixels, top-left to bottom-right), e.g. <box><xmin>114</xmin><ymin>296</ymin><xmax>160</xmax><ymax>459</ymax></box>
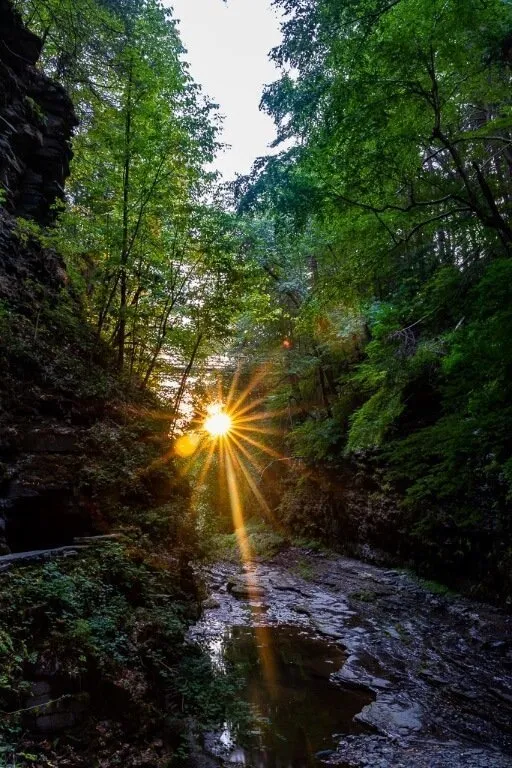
<box><xmin>0</xmin><ymin>2</ymin><xmax>185</xmax><ymax>558</ymax></box>
<box><xmin>0</xmin><ymin>0</ymin><xmax>76</xmax><ymax>223</ymax></box>
<box><xmin>0</xmin><ymin>0</ymin><xmax>82</xmax><ymax>553</ymax></box>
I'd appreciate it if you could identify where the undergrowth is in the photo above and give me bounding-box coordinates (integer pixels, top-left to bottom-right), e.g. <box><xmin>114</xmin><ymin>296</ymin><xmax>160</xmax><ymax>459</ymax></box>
<box><xmin>205</xmin><ymin>520</ymin><xmax>289</xmax><ymax>563</ymax></box>
<box><xmin>0</xmin><ymin>541</ymin><xmax>247</xmax><ymax>767</ymax></box>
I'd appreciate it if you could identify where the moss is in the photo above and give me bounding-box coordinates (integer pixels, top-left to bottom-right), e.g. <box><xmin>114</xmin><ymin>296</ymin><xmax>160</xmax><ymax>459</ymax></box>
<box><xmin>291</xmin><ymin>559</ymin><xmax>316</xmax><ymax>581</ymax></box>
<box><xmin>350</xmin><ymin>590</ymin><xmax>378</xmax><ymax>603</ymax></box>
<box><xmin>417</xmin><ymin>578</ymin><xmax>454</xmax><ymax>597</ymax></box>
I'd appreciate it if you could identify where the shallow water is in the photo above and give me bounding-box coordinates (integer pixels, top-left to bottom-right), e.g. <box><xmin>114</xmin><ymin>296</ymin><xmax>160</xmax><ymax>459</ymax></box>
<box><xmin>215</xmin><ymin>624</ymin><xmax>373</xmax><ymax>767</ymax></box>
<box><xmin>193</xmin><ymin>555</ymin><xmax>512</xmax><ymax>767</ymax></box>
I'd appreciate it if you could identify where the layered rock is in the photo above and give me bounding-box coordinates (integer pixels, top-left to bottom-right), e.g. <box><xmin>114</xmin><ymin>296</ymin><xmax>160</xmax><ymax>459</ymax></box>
<box><xmin>0</xmin><ymin>1</ymin><xmax>81</xmax><ymax>553</ymax></box>
<box><xmin>0</xmin><ymin>0</ymin><xmax>76</xmax><ymax>223</ymax></box>
<box><xmin>0</xmin><ymin>3</ymin><xmax>181</xmax><ymax>557</ymax></box>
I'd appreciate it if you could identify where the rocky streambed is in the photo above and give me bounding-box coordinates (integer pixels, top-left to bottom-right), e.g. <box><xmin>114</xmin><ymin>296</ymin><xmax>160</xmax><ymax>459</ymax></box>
<box><xmin>189</xmin><ymin>546</ymin><xmax>512</xmax><ymax>767</ymax></box>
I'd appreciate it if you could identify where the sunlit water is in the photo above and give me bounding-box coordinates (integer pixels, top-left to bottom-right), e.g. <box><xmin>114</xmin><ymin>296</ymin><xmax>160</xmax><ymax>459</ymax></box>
<box><xmin>207</xmin><ymin>625</ymin><xmax>373</xmax><ymax>767</ymax></box>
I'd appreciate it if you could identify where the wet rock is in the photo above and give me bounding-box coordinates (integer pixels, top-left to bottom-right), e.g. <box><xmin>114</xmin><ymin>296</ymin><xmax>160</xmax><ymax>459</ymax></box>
<box><xmin>26</xmin><ymin>680</ymin><xmax>51</xmax><ymax>707</ymax></box>
<box><xmin>448</xmin><ymin>685</ymin><xmax>479</xmax><ymax>702</ymax></box>
<box><xmin>331</xmin><ymin>734</ymin><xmax>512</xmax><ymax>768</ymax></box>
<box><xmin>230</xmin><ymin>583</ymin><xmax>266</xmax><ymax>599</ymax></box>
<box><xmin>192</xmin><ymin>548</ymin><xmax>512</xmax><ymax>767</ymax></box>
<box><xmin>27</xmin><ymin>690</ymin><xmax>90</xmax><ymax>733</ymax></box>
<box><xmin>313</xmin><ymin>621</ymin><xmax>345</xmax><ymax>640</ymax></box>
<box><xmin>227</xmin><ymin>575</ymin><xmax>266</xmax><ymax>599</ymax></box>
<box><xmin>335</xmin><ymin>653</ymin><xmax>391</xmax><ymax>692</ymax></box>
<box><xmin>418</xmin><ymin>669</ymin><xmax>450</xmax><ymax>687</ymax></box>
<box><xmin>292</xmin><ymin>603</ymin><xmax>311</xmax><ymax>615</ymax></box>
<box><xmin>356</xmin><ymin>694</ymin><xmax>423</xmax><ymax>736</ymax></box>
<box><xmin>270</xmin><ymin>576</ymin><xmax>312</xmax><ymax>596</ymax></box>
<box><xmin>203</xmin><ymin>596</ymin><xmax>221</xmax><ymax>609</ymax></box>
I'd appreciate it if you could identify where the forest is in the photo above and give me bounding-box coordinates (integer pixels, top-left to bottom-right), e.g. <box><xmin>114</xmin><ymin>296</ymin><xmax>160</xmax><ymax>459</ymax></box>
<box><xmin>0</xmin><ymin>0</ymin><xmax>512</xmax><ymax>766</ymax></box>
<box><xmin>13</xmin><ymin>0</ymin><xmax>512</xmax><ymax>594</ymax></box>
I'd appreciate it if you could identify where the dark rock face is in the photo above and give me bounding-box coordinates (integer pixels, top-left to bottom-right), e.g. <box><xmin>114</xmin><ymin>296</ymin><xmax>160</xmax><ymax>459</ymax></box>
<box><xmin>0</xmin><ymin>1</ymin><xmax>83</xmax><ymax>553</ymax></box>
<box><xmin>0</xmin><ymin>206</ymin><xmax>68</xmax><ymax>307</ymax></box>
<box><xmin>0</xmin><ymin>2</ymin><xmax>182</xmax><ymax>559</ymax></box>
<box><xmin>0</xmin><ymin>0</ymin><xmax>76</xmax><ymax>224</ymax></box>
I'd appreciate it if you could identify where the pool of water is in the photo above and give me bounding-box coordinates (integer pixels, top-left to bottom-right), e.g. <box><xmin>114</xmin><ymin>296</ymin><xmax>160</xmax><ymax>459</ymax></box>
<box><xmin>209</xmin><ymin>624</ymin><xmax>374</xmax><ymax>767</ymax></box>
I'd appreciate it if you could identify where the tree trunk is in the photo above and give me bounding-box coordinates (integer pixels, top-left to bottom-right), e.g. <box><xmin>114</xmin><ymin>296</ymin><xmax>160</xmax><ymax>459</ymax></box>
<box><xmin>170</xmin><ymin>332</ymin><xmax>204</xmax><ymax>436</ymax></box>
<box><xmin>117</xmin><ymin>57</ymin><xmax>133</xmax><ymax>370</ymax></box>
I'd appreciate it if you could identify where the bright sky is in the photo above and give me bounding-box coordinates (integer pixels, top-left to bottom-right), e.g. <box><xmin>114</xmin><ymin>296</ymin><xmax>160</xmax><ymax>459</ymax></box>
<box><xmin>167</xmin><ymin>0</ymin><xmax>283</xmax><ymax>180</ymax></box>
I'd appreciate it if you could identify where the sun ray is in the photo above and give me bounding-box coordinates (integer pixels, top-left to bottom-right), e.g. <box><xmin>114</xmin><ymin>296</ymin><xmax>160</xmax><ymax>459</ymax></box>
<box><xmin>233</xmin><ymin>410</ymin><xmax>274</xmax><ymax>424</ymax></box>
<box><xmin>232</xmin><ymin>423</ymin><xmax>281</xmax><ymax>436</ymax></box>
<box><xmin>253</xmin><ymin>623</ymin><xmax>279</xmax><ymax>698</ymax></box>
<box><xmin>172</xmin><ymin>379</ymin><xmax>282</xmax><ymax>696</ymax></box>
<box><xmin>226</xmin><ymin>449</ymin><xmax>279</xmax><ymax>692</ymax></box>
<box><xmin>194</xmin><ymin>439</ymin><xmax>216</xmax><ymax>488</ymax></box>
<box><xmin>225</xmin><ymin>364</ymin><xmax>243</xmax><ymax>409</ymax></box>
<box><xmin>224</xmin><ymin>446</ymin><xmax>252</xmax><ymax>564</ymax></box>
<box><xmin>235</xmin><ymin>407</ymin><xmax>290</xmax><ymax>428</ymax></box>
<box><xmin>229</xmin><ymin>365</ymin><xmax>269</xmax><ymax>415</ymax></box>
<box><xmin>228</xmin><ymin>443</ymin><xmax>273</xmax><ymax>518</ymax></box>
<box><xmin>228</xmin><ymin>432</ymin><xmax>265</xmax><ymax>474</ymax></box>
<box><xmin>229</xmin><ymin>394</ymin><xmax>269</xmax><ymax>421</ymax></box>
<box><xmin>230</xmin><ymin>429</ymin><xmax>283</xmax><ymax>459</ymax></box>
<box><xmin>180</xmin><ymin>433</ymin><xmax>210</xmax><ymax>475</ymax></box>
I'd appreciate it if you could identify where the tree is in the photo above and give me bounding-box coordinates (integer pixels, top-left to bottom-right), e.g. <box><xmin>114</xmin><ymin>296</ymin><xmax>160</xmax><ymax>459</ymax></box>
<box><xmin>234</xmin><ymin>0</ymin><xmax>512</xmax><ymax>588</ymax></box>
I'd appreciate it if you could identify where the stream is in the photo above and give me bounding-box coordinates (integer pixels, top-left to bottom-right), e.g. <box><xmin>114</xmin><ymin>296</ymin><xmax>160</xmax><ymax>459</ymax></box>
<box><xmin>189</xmin><ymin>546</ymin><xmax>512</xmax><ymax>768</ymax></box>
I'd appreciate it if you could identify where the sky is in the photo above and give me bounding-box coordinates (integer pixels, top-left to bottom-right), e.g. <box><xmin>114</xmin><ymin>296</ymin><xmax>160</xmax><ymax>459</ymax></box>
<box><xmin>167</xmin><ymin>0</ymin><xmax>284</xmax><ymax>180</ymax></box>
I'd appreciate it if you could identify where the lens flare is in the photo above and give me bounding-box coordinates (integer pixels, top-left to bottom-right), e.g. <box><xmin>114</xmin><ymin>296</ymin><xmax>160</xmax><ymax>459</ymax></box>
<box><xmin>175</xmin><ymin>368</ymin><xmax>290</xmax><ymax>701</ymax></box>
<box><xmin>174</xmin><ymin>432</ymin><xmax>201</xmax><ymax>458</ymax></box>
<box><xmin>204</xmin><ymin>404</ymin><xmax>232</xmax><ymax>437</ymax></box>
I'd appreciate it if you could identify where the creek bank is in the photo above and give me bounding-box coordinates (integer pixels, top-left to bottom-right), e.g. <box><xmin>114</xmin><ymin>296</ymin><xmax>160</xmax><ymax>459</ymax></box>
<box><xmin>190</xmin><ymin>546</ymin><xmax>512</xmax><ymax>767</ymax></box>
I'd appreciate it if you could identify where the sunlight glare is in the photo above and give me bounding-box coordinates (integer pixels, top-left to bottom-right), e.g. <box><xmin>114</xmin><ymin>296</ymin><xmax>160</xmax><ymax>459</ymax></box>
<box><xmin>174</xmin><ymin>431</ymin><xmax>201</xmax><ymax>458</ymax></box>
<box><xmin>204</xmin><ymin>404</ymin><xmax>232</xmax><ymax>438</ymax></box>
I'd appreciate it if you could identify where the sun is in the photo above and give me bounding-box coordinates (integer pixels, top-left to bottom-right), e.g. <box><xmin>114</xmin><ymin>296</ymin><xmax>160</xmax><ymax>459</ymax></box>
<box><xmin>204</xmin><ymin>404</ymin><xmax>232</xmax><ymax>438</ymax></box>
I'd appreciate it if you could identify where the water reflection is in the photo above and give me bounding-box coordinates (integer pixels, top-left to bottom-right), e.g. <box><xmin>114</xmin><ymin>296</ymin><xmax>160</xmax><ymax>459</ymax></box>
<box><xmin>214</xmin><ymin>625</ymin><xmax>373</xmax><ymax>767</ymax></box>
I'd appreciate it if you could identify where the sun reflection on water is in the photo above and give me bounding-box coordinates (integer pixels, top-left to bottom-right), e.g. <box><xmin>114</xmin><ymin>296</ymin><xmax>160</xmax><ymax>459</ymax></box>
<box><xmin>174</xmin><ymin>366</ymin><xmax>287</xmax><ymax>707</ymax></box>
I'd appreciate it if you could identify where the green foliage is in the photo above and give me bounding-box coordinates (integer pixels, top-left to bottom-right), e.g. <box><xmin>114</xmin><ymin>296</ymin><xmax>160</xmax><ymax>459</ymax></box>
<box><xmin>18</xmin><ymin>0</ymin><xmax>248</xmax><ymax>398</ymax></box>
<box><xmin>207</xmin><ymin>520</ymin><xmax>288</xmax><ymax>563</ymax></box>
<box><xmin>346</xmin><ymin>389</ymin><xmax>404</xmax><ymax>453</ymax></box>
<box><xmin>291</xmin><ymin>558</ymin><xmax>315</xmax><ymax>581</ymax></box>
<box><xmin>232</xmin><ymin>0</ymin><xmax>512</xmax><ymax>596</ymax></box>
<box><xmin>0</xmin><ymin>540</ymin><xmax>247</xmax><ymax>765</ymax></box>
<box><xmin>13</xmin><ymin>217</ymin><xmax>46</xmax><ymax>247</ymax></box>
<box><xmin>288</xmin><ymin>417</ymin><xmax>343</xmax><ymax>461</ymax></box>
<box><xmin>173</xmin><ymin>651</ymin><xmax>250</xmax><ymax>731</ymax></box>
<box><xmin>417</xmin><ymin>578</ymin><xmax>453</xmax><ymax>597</ymax></box>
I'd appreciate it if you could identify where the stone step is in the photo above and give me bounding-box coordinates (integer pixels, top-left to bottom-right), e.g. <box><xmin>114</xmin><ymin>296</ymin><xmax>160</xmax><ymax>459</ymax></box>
<box><xmin>0</xmin><ymin>543</ymin><xmax>89</xmax><ymax>566</ymax></box>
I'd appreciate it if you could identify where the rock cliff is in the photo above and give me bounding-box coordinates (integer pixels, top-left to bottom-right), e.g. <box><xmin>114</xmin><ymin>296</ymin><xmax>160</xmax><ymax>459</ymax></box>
<box><xmin>0</xmin><ymin>0</ymin><xmax>76</xmax><ymax>223</ymax></box>
<box><xmin>0</xmin><ymin>0</ymin><xmax>182</xmax><ymax>555</ymax></box>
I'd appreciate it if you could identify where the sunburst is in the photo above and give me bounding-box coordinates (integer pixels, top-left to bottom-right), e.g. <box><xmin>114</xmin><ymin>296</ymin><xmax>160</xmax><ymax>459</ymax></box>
<box><xmin>172</xmin><ymin>365</ymin><xmax>291</xmax><ymax>695</ymax></box>
<box><xmin>173</xmin><ymin>365</ymin><xmax>286</xmax><ymax>521</ymax></box>
<box><xmin>203</xmin><ymin>403</ymin><xmax>232</xmax><ymax>438</ymax></box>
